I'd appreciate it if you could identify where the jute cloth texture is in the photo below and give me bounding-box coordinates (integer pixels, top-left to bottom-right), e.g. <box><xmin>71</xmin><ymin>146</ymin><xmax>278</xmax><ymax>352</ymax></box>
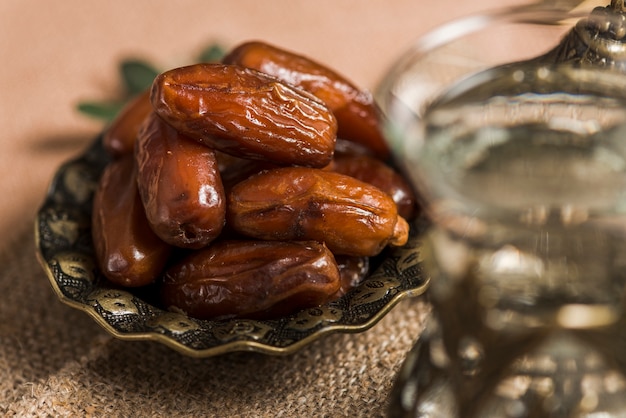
<box><xmin>0</xmin><ymin>222</ymin><xmax>429</xmax><ymax>418</ymax></box>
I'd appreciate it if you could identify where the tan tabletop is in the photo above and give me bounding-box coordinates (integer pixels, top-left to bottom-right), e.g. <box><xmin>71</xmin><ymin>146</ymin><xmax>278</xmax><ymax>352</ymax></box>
<box><xmin>1</xmin><ymin>1</ymin><xmax>520</xmax><ymax>416</ymax></box>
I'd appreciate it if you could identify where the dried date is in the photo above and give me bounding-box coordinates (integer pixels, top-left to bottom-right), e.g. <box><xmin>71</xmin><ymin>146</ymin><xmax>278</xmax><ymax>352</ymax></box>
<box><xmin>103</xmin><ymin>90</ymin><xmax>152</xmax><ymax>157</ymax></box>
<box><xmin>331</xmin><ymin>154</ymin><xmax>419</xmax><ymax>220</ymax></box>
<box><xmin>223</xmin><ymin>41</ymin><xmax>390</xmax><ymax>158</ymax></box>
<box><xmin>227</xmin><ymin>167</ymin><xmax>409</xmax><ymax>256</ymax></box>
<box><xmin>161</xmin><ymin>240</ymin><xmax>341</xmax><ymax>320</ymax></box>
<box><xmin>135</xmin><ymin>112</ymin><xmax>226</xmax><ymax>249</ymax></box>
<box><xmin>91</xmin><ymin>154</ymin><xmax>172</xmax><ymax>287</ymax></box>
<box><xmin>150</xmin><ymin>63</ymin><xmax>337</xmax><ymax>167</ymax></box>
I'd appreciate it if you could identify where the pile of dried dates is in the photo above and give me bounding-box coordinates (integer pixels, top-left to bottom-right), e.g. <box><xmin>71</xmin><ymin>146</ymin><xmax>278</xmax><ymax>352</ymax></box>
<box><xmin>91</xmin><ymin>41</ymin><xmax>419</xmax><ymax>320</ymax></box>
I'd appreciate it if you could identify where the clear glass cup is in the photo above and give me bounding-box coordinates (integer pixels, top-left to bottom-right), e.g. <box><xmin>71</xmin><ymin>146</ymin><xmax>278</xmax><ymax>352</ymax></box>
<box><xmin>376</xmin><ymin>2</ymin><xmax>626</xmax><ymax>417</ymax></box>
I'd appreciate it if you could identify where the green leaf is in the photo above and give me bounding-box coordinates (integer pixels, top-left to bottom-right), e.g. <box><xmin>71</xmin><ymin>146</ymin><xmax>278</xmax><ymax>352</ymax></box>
<box><xmin>197</xmin><ymin>43</ymin><xmax>226</xmax><ymax>63</ymax></box>
<box><xmin>120</xmin><ymin>59</ymin><xmax>160</xmax><ymax>96</ymax></box>
<box><xmin>77</xmin><ymin>46</ymin><xmax>226</xmax><ymax>123</ymax></box>
<box><xmin>76</xmin><ymin>100</ymin><xmax>125</xmax><ymax>121</ymax></box>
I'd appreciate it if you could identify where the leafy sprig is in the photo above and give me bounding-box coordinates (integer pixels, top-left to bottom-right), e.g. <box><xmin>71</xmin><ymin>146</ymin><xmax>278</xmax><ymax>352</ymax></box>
<box><xmin>77</xmin><ymin>43</ymin><xmax>225</xmax><ymax>122</ymax></box>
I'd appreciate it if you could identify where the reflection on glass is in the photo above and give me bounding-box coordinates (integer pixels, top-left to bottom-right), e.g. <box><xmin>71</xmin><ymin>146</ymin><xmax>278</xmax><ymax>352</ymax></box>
<box><xmin>379</xmin><ymin>2</ymin><xmax>626</xmax><ymax>417</ymax></box>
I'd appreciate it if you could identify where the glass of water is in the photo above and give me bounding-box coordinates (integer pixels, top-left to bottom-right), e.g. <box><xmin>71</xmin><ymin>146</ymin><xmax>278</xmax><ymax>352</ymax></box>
<box><xmin>377</xmin><ymin>2</ymin><xmax>626</xmax><ymax>417</ymax></box>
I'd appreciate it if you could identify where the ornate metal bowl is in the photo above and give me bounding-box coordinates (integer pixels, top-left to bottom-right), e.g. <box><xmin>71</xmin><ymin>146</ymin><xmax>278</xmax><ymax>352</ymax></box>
<box><xmin>34</xmin><ymin>135</ymin><xmax>430</xmax><ymax>357</ymax></box>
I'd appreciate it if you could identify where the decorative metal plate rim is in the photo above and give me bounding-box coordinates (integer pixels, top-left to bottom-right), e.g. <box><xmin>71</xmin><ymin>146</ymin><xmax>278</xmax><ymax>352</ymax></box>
<box><xmin>34</xmin><ymin>135</ymin><xmax>430</xmax><ymax>357</ymax></box>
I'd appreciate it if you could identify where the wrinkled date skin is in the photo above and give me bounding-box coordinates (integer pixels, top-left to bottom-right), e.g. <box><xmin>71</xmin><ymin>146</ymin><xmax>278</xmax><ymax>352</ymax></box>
<box><xmin>227</xmin><ymin>167</ymin><xmax>410</xmax><ymax>256</ymax></box>
<box><xmin>223</xmin><ymin>41</ymin><xmax>390</xmax><ymax>159</ymax></box>
<box><xmin>135</xmin><ymin>112</ymin><xmax>226</xmax><ymax>249</ymax></box>
<box><xmin>161</xmin><ymin>240</ymin><xmax>341</xmax><ymax>320</ymax></box>
<box><xmin>103</xmin><ymin>90</ymin><xmax>153</xmax><ymax>157</ymax></box>
<box><xmin>151</xmin><ymin>63</ymin><xmax>337</xmax><ymax>167</ymax></box>
<box><xmin>92</xmin><ymin>154</ymin><xmax>172</xmax><ymax>287</ymax></box>
<box><xmin>331</xmin><ymin>154</ymin><xmax>419</xmax><ymax>220</ymax></box>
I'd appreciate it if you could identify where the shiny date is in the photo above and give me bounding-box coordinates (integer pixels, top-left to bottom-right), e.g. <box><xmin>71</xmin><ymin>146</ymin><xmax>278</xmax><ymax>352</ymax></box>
<box><xmin>161</xmin><ymin>240</ymin><xmax>341</xmax><ymax>320</ymax></box>
<box><xmin>151</xmin><ymin>63</ymin><xmax>337</xmax><ymax>167</ymax></box>
<box><xmin>227</xmin><ymin>167</ymin><xmax>409</xmax><ymax>256</ymax></box>
<box><xmin>103</xmin><ymin>90</ymin><xmax>153</xmax><ymax>157</ymax></box>
<box><xmin>91</xmin><ymin>154</ymin><xmax>172</xmax><ymax>287</ymax></box>
<box><xmin>135</xmin><ymin>112</ymin><xmax>226</xmax><ymax>249</ymax></box>
<box><xmin>223</xmin><ymin>41</ymin><xmax>390</xmax><ymax>159</ymax></box>
<box><xmin>331</xmin><ymin>154</ymin><xmax>419</xmax><ymax>220</ymax></box>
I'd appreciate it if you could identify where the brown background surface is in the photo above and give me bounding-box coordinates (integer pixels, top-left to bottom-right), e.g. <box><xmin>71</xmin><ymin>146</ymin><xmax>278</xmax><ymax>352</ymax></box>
<box><xmin>0</xmin><ymin>0</ymin><xmax>525</xmax><ymax>245</ymax></box>
<box><xmin>0</xmin><ymin>1</ymin><xmax>526</xmax><ymax>417</ymax></box>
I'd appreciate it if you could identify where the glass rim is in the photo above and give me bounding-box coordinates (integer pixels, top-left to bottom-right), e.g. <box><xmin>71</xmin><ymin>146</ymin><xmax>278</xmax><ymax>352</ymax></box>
<box><xmin>374</xmin><ymin>4</ymin><xmax>593</xmax><ymax>116</ymax></box>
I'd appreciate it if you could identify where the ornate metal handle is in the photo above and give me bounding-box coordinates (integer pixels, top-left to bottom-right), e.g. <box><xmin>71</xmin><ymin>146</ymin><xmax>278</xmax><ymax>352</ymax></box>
<box><xmin>534</xmin><ymin>0</ymin><xmax>622</xmax><ymax>11</ymax></box>
<box><xmin>612</xmin><ymin>0</ymin><xmax>625</xmax><ymax>11</ymax></box>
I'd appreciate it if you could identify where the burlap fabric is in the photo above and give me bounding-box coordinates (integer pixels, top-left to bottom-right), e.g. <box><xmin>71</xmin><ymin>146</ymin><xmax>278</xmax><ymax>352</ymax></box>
<box><xmin>0</xmin><ymin>220</ymin><xmax>429</xmax><ymax>417</ymax></box>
